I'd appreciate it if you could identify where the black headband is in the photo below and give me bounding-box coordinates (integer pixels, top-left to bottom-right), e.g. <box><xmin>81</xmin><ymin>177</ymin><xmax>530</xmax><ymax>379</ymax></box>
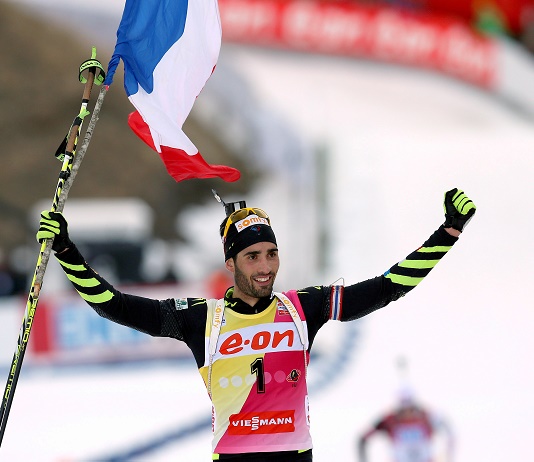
<box><xmin>224</xmin><ymin>221</ymin><xmax>277</xmax><ymax>261</ymax></box>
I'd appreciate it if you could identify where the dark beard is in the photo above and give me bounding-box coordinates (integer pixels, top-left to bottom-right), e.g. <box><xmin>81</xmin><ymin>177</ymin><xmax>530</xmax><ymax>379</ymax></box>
<box><xmin>234</xmin><ymin>262</ymin><xmax>274</xmax><ymax>300</ymax></box>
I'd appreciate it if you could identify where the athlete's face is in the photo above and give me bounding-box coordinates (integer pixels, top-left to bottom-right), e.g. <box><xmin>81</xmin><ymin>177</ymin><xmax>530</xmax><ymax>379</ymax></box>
<box><xmin>226</xmin><ymin>241</ymin><xmax>279</xmax><ymax>306</ymax></box>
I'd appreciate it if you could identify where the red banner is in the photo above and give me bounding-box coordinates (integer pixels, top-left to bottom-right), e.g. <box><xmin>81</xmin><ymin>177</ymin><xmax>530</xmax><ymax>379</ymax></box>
<box><xmin>219</xmin><ymin>0</ymin><xmax>498</xmax><ymax>88</ymax></box>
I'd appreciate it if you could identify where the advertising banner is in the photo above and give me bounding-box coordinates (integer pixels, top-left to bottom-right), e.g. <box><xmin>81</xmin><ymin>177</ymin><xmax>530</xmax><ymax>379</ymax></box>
<box><xmin>219</xmin><ymin>0</ymin><xmax>498</xmax><ymax>88</ymax></box>
<box><xmin>0</xmin><ymin>290</ymin><xmax>192</xmax><ymax>368</ymax></box>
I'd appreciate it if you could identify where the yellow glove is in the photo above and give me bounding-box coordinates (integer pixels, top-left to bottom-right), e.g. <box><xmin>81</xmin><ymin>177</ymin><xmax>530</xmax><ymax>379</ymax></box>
<box><xmin>36</xmin><ymin>211</ymin><xmax>72</xmax><ymax>253</ymax></box>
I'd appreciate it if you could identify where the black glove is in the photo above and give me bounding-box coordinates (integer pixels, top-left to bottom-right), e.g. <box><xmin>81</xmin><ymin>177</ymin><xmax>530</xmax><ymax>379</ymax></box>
<box><xmin>443</xmin><ymin>188</ymin><xmax>476</xmax><ymax>232</ymax></box>
<box><xmin>36</xmin><ymin>211</ymin><xmax>73</xmax><ymax>253</ymax></box>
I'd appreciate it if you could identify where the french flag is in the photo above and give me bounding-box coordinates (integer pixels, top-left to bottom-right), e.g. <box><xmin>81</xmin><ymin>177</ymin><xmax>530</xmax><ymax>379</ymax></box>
<box><xmin>104</xmin><ymin>0</ymin><xmax>240</xmax><ymax>182</ymax></box>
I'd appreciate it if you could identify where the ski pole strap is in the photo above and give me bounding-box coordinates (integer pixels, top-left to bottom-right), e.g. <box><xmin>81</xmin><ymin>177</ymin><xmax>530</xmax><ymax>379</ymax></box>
<box><xmin>78</xmin><ymin>47</ymin><xmax>105</xmax><ymax>85</ymax></box>
<box><xmin>79</xmin><ymin>59</ymin><xmax>105</xmax><ymax>85</ymax></box>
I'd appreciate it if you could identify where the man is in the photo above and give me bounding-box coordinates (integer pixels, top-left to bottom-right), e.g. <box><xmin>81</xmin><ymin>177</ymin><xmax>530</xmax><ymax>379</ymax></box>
<box><xmin>37</xmin><ymin>188</ymin><xmax>475</xmax><ymax>461</ymax></box>
<box><xmin>357</xmin><ymin>388</ymin><xmax>454</xmax><ymax>462</ymax></box>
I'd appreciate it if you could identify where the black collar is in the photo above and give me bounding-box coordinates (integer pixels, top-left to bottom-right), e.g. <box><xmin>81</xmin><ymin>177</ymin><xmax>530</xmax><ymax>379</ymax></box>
<box><xmin>224</xmin><ymin>287</ymin><xmax>274</xmax><ymax>314</ymax></box>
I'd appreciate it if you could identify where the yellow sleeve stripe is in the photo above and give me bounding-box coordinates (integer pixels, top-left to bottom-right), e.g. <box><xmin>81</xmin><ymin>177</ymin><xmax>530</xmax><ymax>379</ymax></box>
<box><xmin>58</xmin><ymin>260</ymin><xmax>87</xmax><ymax>271</ymax></box>
<box><xmin>398</xmin><ymin>259</ymin><xmax>439</xmax><ymax>269</ymax></box>
<box><xmin>417</xmin><ymin>245</ymin><xmax>452</xmax><ymax>253</ymax></box>
<box><xmin>77</xmin><ymin>290</ymin><xmax>114</xmax><ymax>303</ymax></box>
<box><xmin>385</xmin><ymin>273</ymin><xmax>424</xmax><ymax>286</ymax></box>
<box><xmin>66</xmin><ymin>274</ymin><xmax>100</xmax><ymax>287</ymax></box>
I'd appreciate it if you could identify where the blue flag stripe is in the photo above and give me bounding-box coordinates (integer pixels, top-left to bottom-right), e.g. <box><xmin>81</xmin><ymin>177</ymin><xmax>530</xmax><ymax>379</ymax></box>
<box><xmin>105</xmin><ymin>0</ymin><xmax>188</xmax><ymax>95</ymax></box>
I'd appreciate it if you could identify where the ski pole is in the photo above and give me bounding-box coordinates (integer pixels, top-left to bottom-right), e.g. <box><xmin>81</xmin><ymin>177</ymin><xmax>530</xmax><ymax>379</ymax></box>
<box><xmin>0</xmin><ymin>47</ymin><xmax>105</xmax><ymax>446</ymax></box>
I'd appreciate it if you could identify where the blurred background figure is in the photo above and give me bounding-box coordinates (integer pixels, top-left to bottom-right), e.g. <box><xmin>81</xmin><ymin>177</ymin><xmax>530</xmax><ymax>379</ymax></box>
<box><xmin>357</xmin><ymin>358</ymin><xmax>454</xmax><ymax>462</ymax></box>
<box><xmin>206</xmin><ymin>266</ymin><xmax>234</xmax><ymax>299</ymax></box>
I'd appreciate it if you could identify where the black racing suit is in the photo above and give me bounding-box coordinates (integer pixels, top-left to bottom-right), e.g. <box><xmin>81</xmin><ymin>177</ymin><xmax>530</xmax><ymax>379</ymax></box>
<box><xmin>54</xmin><ymin>225</ymin><xmax>458</xmax><ymax>461</ymax></box>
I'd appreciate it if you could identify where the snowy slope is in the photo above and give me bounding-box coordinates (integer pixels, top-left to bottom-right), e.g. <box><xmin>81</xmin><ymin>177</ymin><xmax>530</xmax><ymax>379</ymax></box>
<box><xmin>157</xmin><ymin>47</ymin><xmax>534</xmax><ymax>462</ymax></box>
<box><xmin>219</xmin><ymin>46</ymin><xmax>534</xmax><ymax>462</ymax></box>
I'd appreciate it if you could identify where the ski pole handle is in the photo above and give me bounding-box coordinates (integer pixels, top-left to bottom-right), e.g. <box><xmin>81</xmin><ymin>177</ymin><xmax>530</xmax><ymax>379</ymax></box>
<box><xmin>0</xmin><ymin>47</ymin><xmax>104</xmax><ymax>446</ymax></box>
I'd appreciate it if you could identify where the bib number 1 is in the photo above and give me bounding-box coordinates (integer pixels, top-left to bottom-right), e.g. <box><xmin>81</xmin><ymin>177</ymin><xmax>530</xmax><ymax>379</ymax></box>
<box><xmin>250</xmin><ymin>358</ymin><xmax>265</xmax><ymax>393</ymax></box>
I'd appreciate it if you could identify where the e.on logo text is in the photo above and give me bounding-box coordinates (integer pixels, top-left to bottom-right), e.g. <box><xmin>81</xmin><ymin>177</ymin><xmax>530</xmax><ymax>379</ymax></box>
<box><xmin>214</xmin><ymin>324</ymin><xmax>306</xmax><ymax>359</ymax></box>
<box><xmin>220</xmin><ymin>329</ymin><xmax>294</xmax><ymax>356</ymax></box>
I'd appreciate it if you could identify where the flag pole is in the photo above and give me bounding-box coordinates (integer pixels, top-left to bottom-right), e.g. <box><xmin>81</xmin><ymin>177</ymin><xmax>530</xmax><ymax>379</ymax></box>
<box><xmin>0</xmin><ymin>47</ymin><xmax>106</xmax><ymax>446</ymax></box>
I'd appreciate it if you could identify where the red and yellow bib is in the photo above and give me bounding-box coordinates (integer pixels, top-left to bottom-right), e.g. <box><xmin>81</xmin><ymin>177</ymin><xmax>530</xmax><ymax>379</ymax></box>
<box><xmin>200</xmin><ymin>292</ymin><xmax>312</xmax><ymax>454</ymax></box>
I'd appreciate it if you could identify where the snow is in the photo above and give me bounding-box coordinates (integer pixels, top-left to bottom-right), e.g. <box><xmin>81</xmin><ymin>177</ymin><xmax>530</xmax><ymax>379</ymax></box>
<box><xmin>2</xmin><ymin>2</ymin><xmax>534</xmax><ymax>460</ymax></box>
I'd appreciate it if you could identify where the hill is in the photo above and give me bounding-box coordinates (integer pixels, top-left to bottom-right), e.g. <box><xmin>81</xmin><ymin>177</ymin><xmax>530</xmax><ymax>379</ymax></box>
<box><xmin>0</xmin><ymin>0</ymin><xmax>253</xmax><ymax>254</ymax></box>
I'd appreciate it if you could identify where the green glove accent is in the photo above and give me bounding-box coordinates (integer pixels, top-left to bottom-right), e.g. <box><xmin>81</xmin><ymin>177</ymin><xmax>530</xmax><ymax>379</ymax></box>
<box><xmin>36</xmin><ymin>211</ymin><xmax>73</xmax><ymax>253</ymax></box>
<box><xmin>443</xmin><ymin>188</ymin><xmax>476</xmax><ymax>232</ymax></box>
